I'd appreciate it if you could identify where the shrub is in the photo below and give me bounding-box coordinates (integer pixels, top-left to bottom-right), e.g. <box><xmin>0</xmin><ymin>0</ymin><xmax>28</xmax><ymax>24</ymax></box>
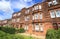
<box><xmin>46</xmin><ymin>29</ymin><xmax>57</xmax><ymax>39</ymax></box>
<box><xmin>0</xmin><ymin>27</ymin><xmax>16</xmax><ymax>34</ymax></box>
<box><xmin>19</xmin><ymin>28</ymin><xmax>25</xmax><ymax>33</ymax></box>
<box><xmin>57</xmin><ymin>28</ymin><xmax>60</xmax><ymax>39</ymax></box>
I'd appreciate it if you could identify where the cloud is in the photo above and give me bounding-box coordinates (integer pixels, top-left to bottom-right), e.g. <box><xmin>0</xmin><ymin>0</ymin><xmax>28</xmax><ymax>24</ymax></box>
<box><xmin>0</xmin><ymin>0</ymin><xmax>14</xmax><ymax>20</ymax></box>
<box><xmin>0</xmin><ymin>0</ymin><xmax>43</xmax><ymax>20</ymax></box>
<box><xmin>11</xmin><ymin>0</ymin><xmax>34</xmax><ymax>9</ymax></box>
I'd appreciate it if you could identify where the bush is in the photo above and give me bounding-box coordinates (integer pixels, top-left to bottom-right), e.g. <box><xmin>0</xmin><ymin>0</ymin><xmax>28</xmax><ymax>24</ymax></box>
<box><xmin>46</xmin><ymin>29</ymin><xmax>57</xmax><ymax>39</ymax></box>
<box><xmin>57</xmin><ymin>28</ymin><xmax>60</xmax><ymax>39</ymax></box>
<box><xmin>0</xmin><ymin>27</ymin><xmax>16</xmax><ymax>34</ymax></box>
<box><xmin>19</xmin><ymin>28</ymin><xmax>25</xmax><ymax>33</ymax></box>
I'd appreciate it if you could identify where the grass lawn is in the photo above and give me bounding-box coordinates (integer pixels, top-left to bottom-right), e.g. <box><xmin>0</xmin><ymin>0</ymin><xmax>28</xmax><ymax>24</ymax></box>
<box><xmin>15</xmin><ymin>33</ymin><xmax>41</xmax><ymax>39</ymax></box>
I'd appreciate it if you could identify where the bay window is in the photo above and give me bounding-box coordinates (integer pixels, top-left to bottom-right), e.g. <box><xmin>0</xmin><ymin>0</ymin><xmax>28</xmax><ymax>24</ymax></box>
<box><xmin>48</xmin><ymin>0</ymin><xmax>58</xmax><ymax>6</ymax></box>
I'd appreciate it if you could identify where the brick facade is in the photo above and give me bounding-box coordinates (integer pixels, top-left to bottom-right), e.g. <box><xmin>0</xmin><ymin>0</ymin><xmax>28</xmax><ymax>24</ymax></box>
<box><xmin>0</xmin><ymin>0</ymin><xmax>60</xmax><ymax>36</ymax></box>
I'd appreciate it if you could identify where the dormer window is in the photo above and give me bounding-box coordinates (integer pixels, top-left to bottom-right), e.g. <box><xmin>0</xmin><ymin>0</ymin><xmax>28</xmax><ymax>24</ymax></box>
<box><xmin>16</xmin><ymin>18</ymin><xmax>20</xmax><ymax>22</ymax></box>
<box><xmin>39</xmin><ymin>5</ymin><xmax>42</xmax><ymax>9</ymax></box>
<box><xmin>48</xmin><ymin>0</ymin><xmax>58</xmax><ymax>6</ymax></box>
<box><xmin>13</xmin><ymin>14</ymin><xmax>16</xmax><ymax>16</ymax></box>
<box><xmin>18</xmin><ymin>13</ymin><xmax>21</xmax><ymax>16</ymax></box>
<box><xmin>48</xmin><ymin>2</ymin><xmax>52</xmax><ymax>6</ymax></box>
<box><xmin>53</xmin><ymin>0</ymin><xmax>57</xmax><ymax>5</ymax></box>
<box><xmin>25</xmin><ymin>10</ymin><xmax>30</xmax><ymax>14</ymax></box>
<box><xmin>34</xmin><ymin>5</ymin><xmax>38</xmax><ymax>10</ymax></box>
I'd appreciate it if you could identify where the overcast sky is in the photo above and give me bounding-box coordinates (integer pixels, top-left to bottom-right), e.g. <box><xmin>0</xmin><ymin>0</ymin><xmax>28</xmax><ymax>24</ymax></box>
<box><xmin>0</xmin><ymin>0</ymin><xmax>44</xmax><ymax>20</ymax></box>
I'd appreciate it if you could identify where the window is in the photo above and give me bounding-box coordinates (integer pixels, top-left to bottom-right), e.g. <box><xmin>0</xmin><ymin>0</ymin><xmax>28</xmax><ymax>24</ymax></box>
<box><xmin>56</xmin><ymin>10</ymin><xmax>60</xmax><ymax>17</ymax></box>
<box><xmin>53</xmin><ymin>0</ymin><xmax>57</xmax><ymax>5</ymax></box>
<box><xmin>58</xmin><ymin>23</ymin><xmax>60</xmax><ymax>27</ymax></box>
<box><xmin>32</xmin><ymin>24</ymin><xmax>35</xmax><ymax>30</ymax></box>
<box><xmin>18</xmin><ymin>13</ymin><xmax>21</xmax><ymax>16</ymax></box>
<box><xmin>24</xmin><ymin>25</ymin><xmax>28</xmax><ymax>30</ymax></box>
<box><xmin>40</xmin><ymin>14</ymin><xmax>43</xmax><ymax>19</ymax></box>
<box><xmin>50</xmin><ymin>11</ymin><xmax>55</xmax><ymax>18</ymax></box>
<box><xmin>35</xmin><ymin>24</ymin><xmax>39</xmax><ymax>31</ymax></box>
<box><xmin>12</xmin><ymin>19</ymin><xmax>15</xmax><ymax>22</ymax></box>
<box><xmin>25</xmin><ymin>10</ymin><xmax>29</xmax><ymax>14</ymax></box>
<box><xmin>34</xmin><ymin>6</ymin><xmax>38</xmax><ymax>10</ymax></box>
<box><xmin>25</xmin><ymin>16</ymin><xmax>30</xmax><ymax>21</ymax></box>
<box><xmin>39</xmin><ymin>5</ymin><xmax>42</xmax><ymax>9</ymax></box>
<box><xmin>40</xmin><ymin>24</ymin><xmax>43</xmax><ymax>31</ymax></box>
<box><xmin>16</xmin><ymin>18</ymin><xmax>20</xmax><ymax>22</ymax></box>
<box><xmin>53</xmin><ymin>23</ymin><xmax>57</xmax><ymax>26</ymax></box>
<box><xmin>32</xmin><ymin>16</ymin><xmax>34</xmax><ymax>20</ymax></box>
<box><xmin>48</xmin><ymin>0</ymin><xmax>57</xmax><ymax>6</ymax></box>
<box><xmin>32</xmin><ymin>8</ymin><xmax>34</xmax><ymax>11</ymax></box>
<box><xmin>48</xmin><ymin>2</ymin><xmax>52</xmax><ymax>6</ymax></box>
<box><xmin>13</xmin><ymin>14</ymin><xmax>16</xmax><ymax>16</ymax></box>
<box><xmin>34</xmin><ymin>14</ymin><xmax>39</xmax><ymax>19</ymax></box>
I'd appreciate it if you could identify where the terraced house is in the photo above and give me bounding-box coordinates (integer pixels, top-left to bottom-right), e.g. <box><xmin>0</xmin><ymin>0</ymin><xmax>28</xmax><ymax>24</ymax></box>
<box><xmin>0</xmin><ymin>0</ymin><xmax>60</xmax><ymax>36</ymax></box>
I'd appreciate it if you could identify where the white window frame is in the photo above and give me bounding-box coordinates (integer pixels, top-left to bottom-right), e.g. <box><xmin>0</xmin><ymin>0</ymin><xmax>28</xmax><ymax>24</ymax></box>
<box><xmin>24</xmin><ymin>25</ymin><xmax>28</xmax><ymax>30</ymax></box>
<box><xmin>16</xmin><ymin>18</ymin><xmax>20</xmax><ymax>22</ymax></box>
<box><xmin>35</xmin><ymin>24</ymin><xmax>40</xmax><ymax>31</ymax></box>
<box><xmin>13</xmin><ymin>14</ymin><xmax>16</xmax><ymax>16</ymax></box>
<box><xmin>34</xmin><ymin>14</ymin><xmax>39</xmax><ymax>19</ymax></box>
<box><xmin>50</xmin><ymin>10</ymin><xmax>55</xmax><ymax>18</ymax></box>
<box><xmin>39</xmin><ymin>5</ymin><xmax>42</xmax><ymax>9</ymax></box>
<box><xmin>39</xmin><ymin>24</ymin><xmax>44</xmax><ymax>31</ymax></box>
<box><xmin>25</xmin><ymin>16</ymin><xmax>30</xmax><ymax>21</ymax></box>
<box><xmin>18</xmin><ymin>13</ymin><xmax>21</xmax><ymax>16</ymax></box>
<box><xmin>53</xmin><ymin>0</ymin><xmax>57</xmax><ymax>5</ymax></box>
<box><xmin>40</xmin><ymin>14</ymin><xmax>43</xmax><ymax>19</ymax></box>
<box><xmin>55</xmin><ymin>10</ymin><xmax>60</xmax><ymax>17</ymax></box>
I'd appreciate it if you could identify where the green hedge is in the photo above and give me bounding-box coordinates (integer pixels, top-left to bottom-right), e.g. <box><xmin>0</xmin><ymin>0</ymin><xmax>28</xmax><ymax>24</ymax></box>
<box><xmin>0</xmin><ymin>30</ymin><xmax>24</xmax><ymax>39</ymax></box>
<box><xmin>0</xmin><ymin>27</ymin><xmax>16</xmax><ymax>34</ymax></box>
<box><xmin>19</xmin><ymin>28</ymin><xmax>25</xmax><ymax>33</ymax></box>
<box><xmin>46</xmin><ymin>29</ymin><xmax>60</xmax><ymax>39</ymax></box>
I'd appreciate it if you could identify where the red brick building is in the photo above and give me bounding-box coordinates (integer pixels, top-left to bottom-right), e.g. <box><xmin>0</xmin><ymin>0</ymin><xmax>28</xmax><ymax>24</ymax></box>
<box><xmin>0</xmin><ymin>0</ymin><xmax>60</xmax><ymax>36</ymax></box>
